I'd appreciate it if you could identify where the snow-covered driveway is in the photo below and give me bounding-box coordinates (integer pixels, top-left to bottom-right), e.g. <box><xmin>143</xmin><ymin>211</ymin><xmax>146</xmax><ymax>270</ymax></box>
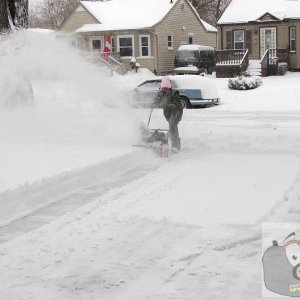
<box><xmin>2</xmin><ymin>31</ymin><xmax>300</xmax><ymax>299</ymax></box>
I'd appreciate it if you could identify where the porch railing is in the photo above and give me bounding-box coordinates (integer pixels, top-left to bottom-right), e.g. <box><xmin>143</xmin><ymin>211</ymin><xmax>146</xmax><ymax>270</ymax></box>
<box><xmin>215</xmin><ymin>49</ymin><xmax>249</xmax><ymax>77</ymax></box>
<box><xmin>260</xmin><ymin>49</ymin><xmax>269</xmax><ymax>76</ymax></box>
<box><xmin>216</xmin><ymin>49</ymin><xmax>249</xmax><ymax>66</ymax></box>
<box><xmin>81</xmin><ymin>51</ymin><xmax>127</xmax><ymax>75</ymax></box>
<box><xmin>260</xmin><ymin>48</ymin><xmax>288</xmax><ymax>76</ymax></box>
<box><xmin>240</xmin><ymin>49</ymin><xmax>249</xmax><ymax>71</ymax></box>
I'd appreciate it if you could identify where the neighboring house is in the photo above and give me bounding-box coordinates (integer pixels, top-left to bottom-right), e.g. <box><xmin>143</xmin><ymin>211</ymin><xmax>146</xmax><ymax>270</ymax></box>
<box><xmin>217</xmin><ymin>0</ymin><xmax>300</xmax><ymax>71</ymax></box>
<box><xmin>59</xmin><ymin>0</ymin><xmax>217</xmax><ymax>74</ymax></box>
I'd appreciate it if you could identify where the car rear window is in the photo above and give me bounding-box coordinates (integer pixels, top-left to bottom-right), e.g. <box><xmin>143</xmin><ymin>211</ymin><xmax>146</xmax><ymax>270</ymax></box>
<box><xmin>176</xmin><ymin>50</ymin><xmax>197</xmax><ymax>59</ymax></box>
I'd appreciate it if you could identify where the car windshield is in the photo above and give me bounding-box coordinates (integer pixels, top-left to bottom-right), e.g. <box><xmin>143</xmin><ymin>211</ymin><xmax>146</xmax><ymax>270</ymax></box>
<box><xmin>176</xmin><ymin>50</ymin><xmax>197</xmax><ymax>59</ymax></box>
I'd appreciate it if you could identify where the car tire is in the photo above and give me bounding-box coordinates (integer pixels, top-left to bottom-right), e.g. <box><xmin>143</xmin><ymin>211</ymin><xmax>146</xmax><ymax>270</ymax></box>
<box><xmin>180</xmin><ymin>96</ymin><xmax>191</xmax><ymax>109</ymax></box>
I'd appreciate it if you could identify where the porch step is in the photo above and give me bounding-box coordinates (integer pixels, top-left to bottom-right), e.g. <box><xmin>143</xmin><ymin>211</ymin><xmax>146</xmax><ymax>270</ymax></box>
<box><xmin>247</xmin><ymin>68</ymin><xmax>262</xmax><ymax>76</ymax></box>
<box><xmin>247</xmin><ymin>60</ymin><xmax>262</xmax><ymax>76</ymax></box>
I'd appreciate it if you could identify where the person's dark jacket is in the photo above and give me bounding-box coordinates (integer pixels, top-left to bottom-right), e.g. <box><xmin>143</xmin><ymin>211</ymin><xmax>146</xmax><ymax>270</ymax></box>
<box><xmin>153</xmin><ymin>90</ymin><xmax>183</xmax><ymax>124</ymax></box>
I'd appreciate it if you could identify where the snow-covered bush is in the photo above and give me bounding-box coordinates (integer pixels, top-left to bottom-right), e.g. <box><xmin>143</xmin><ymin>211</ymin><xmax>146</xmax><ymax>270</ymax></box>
<box><xmin>228</xmin><ymin>75</ymin><xmax>263</xmax><ymax>90</ymax></box>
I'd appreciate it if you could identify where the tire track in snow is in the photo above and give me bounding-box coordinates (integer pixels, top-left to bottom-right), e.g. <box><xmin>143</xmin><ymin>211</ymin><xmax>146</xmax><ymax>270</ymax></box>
<box><xmin>0</xmin><ymin>150</ymin><xmax>161</xmax><ymax>244</ymax></box>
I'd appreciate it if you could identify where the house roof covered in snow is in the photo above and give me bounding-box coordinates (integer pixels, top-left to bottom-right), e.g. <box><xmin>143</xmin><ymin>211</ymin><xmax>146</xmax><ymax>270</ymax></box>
<box><xmin>75</xmin><ymin>0</ymin><xmax>217</xmax><ymax>32</ymax></box>
<box><xmin>218</xmin><ymin>0</ymin><xmax>300</xmax><ymax>25</ymax></box>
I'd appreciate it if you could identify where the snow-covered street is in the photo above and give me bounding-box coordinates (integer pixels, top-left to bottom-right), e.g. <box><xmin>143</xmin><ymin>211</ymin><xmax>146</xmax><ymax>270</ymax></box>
<box><xmin>1</xmin><ymin>31</ymin><xmax>300</xmax><ymax>299</ymax></box>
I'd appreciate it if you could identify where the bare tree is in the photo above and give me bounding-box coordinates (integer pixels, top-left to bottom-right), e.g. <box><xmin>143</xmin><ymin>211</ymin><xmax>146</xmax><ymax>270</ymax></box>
<box><xmin>190</xmin><ymin>0</ymin><xmax>231</xmax><ymax>26</ymax></box>
<box><xmin>29</xmin><ymin>0</ymin><xmax>79</xmax><ymax>30</ymax></box>
<box><xmin>0</xmin><ymin>0</ymin><xmax>33</xmax><ymax>109</ymax></box>
<box><xmin>0</xmin><ymin>0</ymin><xmax>10</xmax><ymax>30</ymax></box>
<box><xmin>0</xmin><ymin>0</ymin><xmax>28</xmax><ymax>31</ymax></box>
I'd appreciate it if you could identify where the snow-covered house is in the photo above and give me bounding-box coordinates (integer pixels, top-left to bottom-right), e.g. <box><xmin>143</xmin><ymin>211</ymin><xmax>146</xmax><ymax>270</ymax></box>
<box><xmin>217</xmin><ymin>0</ymin><xmax>300</xmax><ymax>76</ymax></box>
<box><xmin>59</xmin><ymin>0</ymin><xmax>217</xmax><ymax>74</ymax></box>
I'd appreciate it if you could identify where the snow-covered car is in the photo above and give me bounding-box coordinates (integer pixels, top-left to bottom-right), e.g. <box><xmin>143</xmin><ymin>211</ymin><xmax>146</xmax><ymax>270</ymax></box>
<box><xmin>132</xmin><ymin>75</ymin><xmax>220</xmax><ymax>108</ymax></box>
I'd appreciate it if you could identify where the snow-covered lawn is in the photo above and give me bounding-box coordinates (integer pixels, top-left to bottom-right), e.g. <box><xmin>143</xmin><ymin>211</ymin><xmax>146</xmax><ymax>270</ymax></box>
<box><xmin>1</xmin><ymin>31</ymin><xmax>300</xmax><ymax>299</ymax></box>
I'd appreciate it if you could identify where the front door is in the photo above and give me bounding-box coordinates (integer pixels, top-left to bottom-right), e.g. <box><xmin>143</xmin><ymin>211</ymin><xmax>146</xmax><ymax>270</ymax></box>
<box><xmin>260</xmin><ymin>27</ymin><xmax>276</xmax><ymax>58</ymax></box>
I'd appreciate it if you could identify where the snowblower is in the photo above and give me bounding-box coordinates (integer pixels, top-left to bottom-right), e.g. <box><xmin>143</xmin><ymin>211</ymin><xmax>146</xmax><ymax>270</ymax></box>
<box><xmin>135</xmin><ymin>108</ymin><xmax>170</xmax><ymax>157</ymax></box>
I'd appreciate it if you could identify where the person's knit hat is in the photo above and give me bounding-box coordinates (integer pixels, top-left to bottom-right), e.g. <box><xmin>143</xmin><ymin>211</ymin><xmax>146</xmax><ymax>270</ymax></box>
<box><xmin>161</xmin><ymin>76</ymin><xmax>172</xmax><ymax>90</ymax></box>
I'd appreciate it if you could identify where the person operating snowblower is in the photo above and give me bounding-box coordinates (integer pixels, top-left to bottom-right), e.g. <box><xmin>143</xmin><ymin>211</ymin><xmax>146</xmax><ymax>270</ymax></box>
<box><xmin>152</xmin><ymin>76</ymin><xmax>183</xmax><ymax>152</ymax></box>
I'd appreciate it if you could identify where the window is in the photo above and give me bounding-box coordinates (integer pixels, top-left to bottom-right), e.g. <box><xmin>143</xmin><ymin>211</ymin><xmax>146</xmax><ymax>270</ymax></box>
<box><xmin>290</xmin><ymin>27</ymin><xmax>296</xmax><ymax>52</ymax></box>
<box><xmin>92</xmin><ymin>40</ymin><xmax>101</xmax><ymax>50</ymax></box>
<box><xmin>226</xmin><ymin>31</ymin><xmax>233</xmax><ymax>49</ymax></box>
<box><xmin>118</xmin><ymin>35</ymin><xmax>134</xmax><ymax>57</ymax></box>
<box><xmin>234</xmin><ymin>30</ymin><xmax>244</xmax><ymax>49</ymax></box>
<box><xmin>139</xmin><ymin>35</ymin><xmax>151</xmax><ymax>57</ymax></box>
<box><xmin>167</xmin><ymin>34</ymin><xmax>173</xmax><ymax>50</ymax></box>
<box><xmin>90</xmin><ymin>37</ymin><xmax>103</xmax><ymax>52</ymax></box>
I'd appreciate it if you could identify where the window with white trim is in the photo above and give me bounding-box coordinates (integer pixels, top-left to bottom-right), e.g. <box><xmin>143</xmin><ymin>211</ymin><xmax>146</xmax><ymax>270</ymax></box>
<box><xmin>139</xmin><ymin>35</ymin><xmax>151</xmax><ymax>57</ymax></box>
<box><xmin>167</xmin><ymin>34</ymin><xmax>173</xmax><ymax>50</ymax></box>
<box><xmin>118</xmin><ymin>35</ymin><xmax>134</xmax><ymax>57</ymax></box>
<box><xmin>290</xmin><ymin>27</ymin><xmax>296</xmax><ymax>52</ymax></box>
<box><xmin>90</xmin><ymin>37</ymin><xmax>103</xmax><ymax>52</ymax></box>
<box><xmin>234</xmin><ymin>30</ymin><xmax>244</xmax><ymax>50</ymax></box>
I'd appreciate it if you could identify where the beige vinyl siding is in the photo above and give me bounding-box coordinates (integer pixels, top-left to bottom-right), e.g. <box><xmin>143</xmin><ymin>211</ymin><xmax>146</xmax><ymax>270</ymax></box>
<box><xmin>154</xmin><ymin>0</ymin><xmax>217</xmax><ymax>74</ymax></box>
<box><xmin>60</xmin><ymin>5</ymin><xmax>98</xmax><ymax>32</ymax></box>
<box><xmin>136</xmin><ymin>58</ymin><xmax>155</xmax><ymax>71</ymax></box>
<box><xmin>219</xmin><ymin>21</ymin><xmax>300</xmax><ymax>69</ymax></box>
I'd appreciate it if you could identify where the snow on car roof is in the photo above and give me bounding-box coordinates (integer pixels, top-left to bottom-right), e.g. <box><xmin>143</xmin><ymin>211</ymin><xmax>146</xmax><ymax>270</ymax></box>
<box><xmin>218</xmin><ymin>0</ymin><xmax>300</xmax><ymax>24</ymax></box>
<box><xmin>174</xmin><ymin>66</ymin><xmax>200</xmax><ymax>71</ymax></box>
<box><xmin>177</xmin><ymin>44</ymin><xmax>214</xmax><ymax>51</ymax></box>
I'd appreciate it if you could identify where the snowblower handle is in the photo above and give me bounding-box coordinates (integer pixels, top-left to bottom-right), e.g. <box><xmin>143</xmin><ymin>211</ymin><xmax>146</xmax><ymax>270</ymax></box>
<box><xmin>147</xmin><ymin>108</ymin><xmax>153</xmax><ymax>127</ymax></box>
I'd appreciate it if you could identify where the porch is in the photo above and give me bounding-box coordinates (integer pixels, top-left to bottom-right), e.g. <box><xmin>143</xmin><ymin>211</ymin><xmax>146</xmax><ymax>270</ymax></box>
<box><xmin>215</xmin><ymin>48</ymin><xmax>288</xmax><ymax>78</ymax></box>
<box><xmin>260</xmin><ymin>48</ymin><xmax>289</xmax><ymax>76</ymax></box>
<box><xmin>215</xmin><ymin>49</ymin><xmax>249</xmax><ymax>78</ymax></box>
